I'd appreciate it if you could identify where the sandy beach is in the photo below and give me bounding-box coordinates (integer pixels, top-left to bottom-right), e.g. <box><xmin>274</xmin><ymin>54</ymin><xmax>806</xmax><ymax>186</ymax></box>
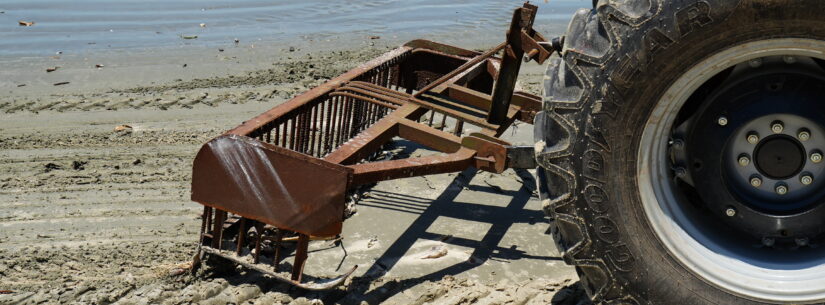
<box><xmin>0</xmin><ymin>1</ymin><xmax>587</xmax><ymax>304</ymax></box>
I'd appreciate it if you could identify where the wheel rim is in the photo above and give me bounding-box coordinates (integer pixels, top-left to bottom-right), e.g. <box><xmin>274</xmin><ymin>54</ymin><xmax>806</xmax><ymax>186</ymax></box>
<box><xmin>638</xmin><ymin>38</ymin><xmax>825</xmax><ymax>302</ymax></box>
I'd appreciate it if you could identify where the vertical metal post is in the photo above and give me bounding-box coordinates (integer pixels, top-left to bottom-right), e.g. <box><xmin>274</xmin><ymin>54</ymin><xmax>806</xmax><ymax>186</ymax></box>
<box><xmin>487</xmin><ymin>4</ymin><xmax>535</xmax><ymax>125</ymax></box>
<box><xmin>291</xmin><ymin>234</ymin><xmax>309</xmax><ymax>282</ymax></box>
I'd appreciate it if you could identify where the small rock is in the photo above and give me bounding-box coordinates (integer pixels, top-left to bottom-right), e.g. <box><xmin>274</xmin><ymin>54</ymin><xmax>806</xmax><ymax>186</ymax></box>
<box><xmin>44</xmin><ymin>163</ymin><xmax>62</xmax><ymax>172</ymax></box>
<box><xmin>288</xmin><ymin>46</ymin><xmax>295</xmax><ymax>52</ymax></box>
<box><xmin>18</xmin><ymin>20</ymin><xmax>34</xmax><ymax>26</ymax></box>
<box><xmin>114</xmin><ymin>124</ymin><xmax>133</xmax><ymax>133</ymax></box>
<box><xmin>369</xmin><ymin>35</ymin><xmax>381</xmax><ymax>40</ymax></box>
<box><xmin>95</xmin><ymin>64</ymin><xmax>104</xmax><ymax>69</ymax></box>
<box><xmin>53</xmin><ymin>82</ymin><xmax>70</xmax><ymax>86</ymax></box>
<box><xmin>234</xmin><ymin>38</ymin><xmax>240</xmax><ymax>44</ymax></box>
<box><xmin>72</xmin><ymin>161</ymin><xmax>87</xmax><ymax>171</ymax></box>
<box><xmin>421</xmin><ymin>245</ymin><xmax>448</xmax><ymax>259</ymax></box>
<box><xmin>199</xmin><ymin>23</ymin><xmax>206</xmax><ymax>28</ymax></box>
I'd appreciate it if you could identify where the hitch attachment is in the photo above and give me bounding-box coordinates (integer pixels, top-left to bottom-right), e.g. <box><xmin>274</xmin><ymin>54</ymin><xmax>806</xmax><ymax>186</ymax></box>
<box><xmin>190</xmin><ymin>2</ymin><xmax>559</xmax><ymax>289</ymax></box>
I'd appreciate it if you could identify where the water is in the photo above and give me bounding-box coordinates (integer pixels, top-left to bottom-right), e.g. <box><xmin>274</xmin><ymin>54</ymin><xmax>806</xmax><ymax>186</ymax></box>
<box><xmin>0</xmin><ymin>0</ymin><xmax>585</xmax><ymax>58</ymax></box>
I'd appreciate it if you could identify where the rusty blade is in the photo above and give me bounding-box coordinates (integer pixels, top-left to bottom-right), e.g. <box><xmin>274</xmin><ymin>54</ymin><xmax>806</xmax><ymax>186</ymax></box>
<box><xmin>191</xmin><ymin>134</ymin><xmax>351</xmax><ymax>237</ymax></box>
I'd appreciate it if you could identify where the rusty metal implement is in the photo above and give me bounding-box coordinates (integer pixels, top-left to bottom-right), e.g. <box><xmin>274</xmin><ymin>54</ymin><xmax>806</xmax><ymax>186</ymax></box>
<box><xmin>191</xmin><ymin>2</ymin><xmax>556</xmax><ymax>289</ymax></box>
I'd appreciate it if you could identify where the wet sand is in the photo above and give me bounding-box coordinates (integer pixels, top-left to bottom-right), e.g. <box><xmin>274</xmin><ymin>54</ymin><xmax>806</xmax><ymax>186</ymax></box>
<box><xmin>0</xmin><ymin>4</ymin><xmax>588</xmax><ymax>304</ymax></box>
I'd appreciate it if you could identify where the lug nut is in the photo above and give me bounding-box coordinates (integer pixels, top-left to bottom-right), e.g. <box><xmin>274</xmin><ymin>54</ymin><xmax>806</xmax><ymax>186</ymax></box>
<box><xmin>738</xmin><ymin>155</ymin><xmax>750</xmax><ymax>167</ymax></box>
<box><xmin>798</xmin><ymin>129</ymin><xmax>811</xmax><ymax>141</ymax></box>
<box><xmin>750</xmin><ymin>176</ymin><xmax>763</xmax><ymax>187</ymax></box>
<box><xmin>747</xmin><ymin>133</ymin><xmax>760</xmax><ymax>144</ymax></box>
<box><xmin>783</xmin><ymin>55</ymin><xmax>797</xmax><ymax>64</ymax></box>
<box><xmin>771</xmin><ymin>121</ymin><xmax>784</xmax><ymax>134</ymax></box>
<box><xmin>725</xmin><ymin>207</ymin><xmax>736</xmax><ymax>217</ymax></box>
<box><xmin>775</xmin><ymin>184</ymin><xmax>788</xmax><ymax>195</ymax></box>
<box><xmin>717</xmin><ymin>116</ymin><xmax>728</xmax><ymax>126</ymax></box>
<box><xmin>812</xmin><ymin>152</ymin><xmax>823</xmax><ymax>163</ymax></box>
<box><xmin>801</xmin><ymin>174</ymin><xmax>814</xmax><ymax>185</ymax></box>
<box><xmin>748</xmin><ymin>58</ymin><xmax>763</xmax><ymax>68</ymax></box>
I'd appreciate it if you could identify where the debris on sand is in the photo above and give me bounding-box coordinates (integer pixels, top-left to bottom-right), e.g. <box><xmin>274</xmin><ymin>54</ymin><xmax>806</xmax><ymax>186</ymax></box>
<box><xmin>114</xmin><ymin>124</ymin><xmax>133</xmax><ymax>133</ymax></box>
<box><xmin>199</xmin><ymin>23</ymin><xmax>206</xmax><ymax>28</ymax></box>
<box><xmin>17</xmin><ymin>84</ymin><xmax>26</xmax><ymax>87</ymax></box>
<box><xmin>421</xmin><ymin>245</ymin><xmax>448</xmax><ymax>259</ymax></box>
<box><xmin>46</xmin><ymin>67</ymin><xmax>59</xmax><ymax>73</ymax></box>
<box><xmin>18</xmin><ymin>20</ymin><xmax>34</xmax><ymax>26</ymax></box>
<box><xmin>234</xmin><ymin>38</ymin><xmax>240</xmax><ymax>44</ymax></box>
<box><xmin>95</xmin><ymin>64</ymin><xmax>105</xmax><ymax>69</ymax></box>
<box><xmin>0</xmin><ymin>290</ymin><xmax>12</xmax><ymax>294</ymax></box>
<box><xmin>53</xmin><ymin>82</ymin><xmax>70</xmax><ymax>86</ymax></box>
<box><xmin>181</xmin><ymin>35</ymin><xmax>198</xmax><ymax>40</ymax></box>
<box><xmin>369</xmin><ymin>35</ymin><xmax>381</xmax><ymax>40</ymax></box>
<box><xmin>72</xmin><ymin>161</ymin><xmax>87</xmax><ymax>171</ymax></box>
<box><xmin>44</xmin><ymin>162</ymin><xmax>62</xmax><ymax>172</ymax></box>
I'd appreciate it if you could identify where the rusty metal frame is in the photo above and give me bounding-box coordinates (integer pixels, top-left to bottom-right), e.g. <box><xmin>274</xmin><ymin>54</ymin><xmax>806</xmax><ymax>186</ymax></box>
<box><xmin>190</xmin><ymin>2</ymin><xmax>555</xmax><ymax>290</ymax></box>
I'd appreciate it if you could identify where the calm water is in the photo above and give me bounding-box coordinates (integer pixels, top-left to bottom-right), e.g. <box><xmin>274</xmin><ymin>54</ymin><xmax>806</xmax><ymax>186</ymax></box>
<box><xmin>0</xmin><ymin>0</ymin><xmax>584</xmax><ymax>57</ymax></box>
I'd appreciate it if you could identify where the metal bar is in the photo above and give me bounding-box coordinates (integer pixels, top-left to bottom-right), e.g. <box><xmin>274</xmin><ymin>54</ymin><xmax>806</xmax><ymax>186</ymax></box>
<box><xmin>397</xmin><ymin>118</ymin><xmax>462</xmax><ymax>153</ymax></box>
<box><xmin>236</xmin><ymin>218</ymin><xmax>246</xmax><ymax>255</ymax></box>
<box><xmin>212</xmin><ymin>210</ymin><xmax>226</xmax><ymax>249</ymax></box>
<box><xmin>254</xmin><ymin>222</ymin><xmax>263</xmax><ymax>264</ymax></box>
<box><xmin>273</xmin><ymin>230</ymin><xmax>284</xmax><ymax>271</ymax></box>
<box><xmin>350</xmin><ymin>148</ymin><xmax>475</xmax><ymax>186</ymax></box>
<box><xmin>488</xmin><ymin>5</ymin><xmax>534</xmax><ymax>125</ymax></box>
<box><xmin>291</xmin><ymin>234</ymin><xmax>309</xmax><ymax>282</ymax></box>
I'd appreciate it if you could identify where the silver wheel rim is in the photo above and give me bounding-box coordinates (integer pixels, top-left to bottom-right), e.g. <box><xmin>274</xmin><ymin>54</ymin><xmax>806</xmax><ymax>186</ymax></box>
<box><xmin>638</xmin><ymin>38</ymin><xmax>825</xmax><ymax>302</ymax></box>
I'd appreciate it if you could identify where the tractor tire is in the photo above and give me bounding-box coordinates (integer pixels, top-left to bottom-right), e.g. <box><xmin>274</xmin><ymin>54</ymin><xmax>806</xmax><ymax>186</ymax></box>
<box><xmin>535</xmin><ymin>0</ymin><xmax>825</xmax><ymax>304</ymax></box>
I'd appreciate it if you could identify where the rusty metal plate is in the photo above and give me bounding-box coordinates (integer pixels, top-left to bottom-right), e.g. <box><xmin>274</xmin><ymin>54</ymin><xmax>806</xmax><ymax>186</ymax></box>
<box><xmin>192</xmin><ymin>134</ymin><xmax>351</xmax><ymax>237</ymax></box>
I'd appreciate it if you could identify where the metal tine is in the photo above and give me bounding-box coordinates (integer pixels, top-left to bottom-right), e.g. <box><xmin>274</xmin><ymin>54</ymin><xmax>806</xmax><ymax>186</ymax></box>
<box><xmin>280</xmin><ymin>120</ymin><xmax>288</xmax><ymax>148</ymax></box>
<box><xmin>236</xmin><ymin>218</ymin><xmax>246</xmax><ymax>255</ymax></box>
<box><xmin>273</xmin><ymin>230</ymin><xmax>284</xmax><ymax>271</ymax></box>
<box><xmin>303</xmin><ymin>107</ymin><xmax>312</xmax><ymax>153</ymax></box>
<box><xmin>310</xmin><ymin>102</ymin><xmax>319</xmax><ymax>156</ymax></box>
<box><xmin>453</xmin><ymin>120</ymin><xmax>465</xmax><ymax>136</ymax></box>
<box><xmin>295</xmin><ymin>112</ymin><xmax>305</xmax><ymax>153</ymax></box>
<box><xmin>212</xmin><ymin>210</ymin><xmax>226</xmax><ymax>249</ymax></box>
<box><xmin>328</xmin><ymin>97</ymin><xmax>343</xmax><ymax>152</ymax></box>
<box><xmin>289</xmin><ymin>117</ymin><xmax>297</xmax><ymax>150</ymax></box>
<box><xmin>324</xmin><ymin>97</ymin><xmax>335</xmax><ymax>155</ymax></box>
<box><xmin>291</xmin><ymin>234</ymin><xmax>309</xmax><ymax>282</ymax></box>
<box><xmin>439</xmin><ymin>113</ymin><xmax>447</xmax><ymax>131</ymax></box>
<box><xmin>273</xmin><ymin>122</ymin><xmax>280</xmax><ymax>146</ymax></box>
<box><xmin>253</xmin><ymin>223</ymin><xmax>263</xmax><ymax>264</ymax></box>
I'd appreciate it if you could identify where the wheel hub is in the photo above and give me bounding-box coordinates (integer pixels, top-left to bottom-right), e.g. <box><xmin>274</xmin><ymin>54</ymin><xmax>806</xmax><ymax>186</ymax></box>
<box><xmin>755</xmin><ymin>135</ymin><xmax>805</xmax><ymax>179</ymax></box>
<box><xmin>671</xmin><ymin>56</ymin><xmax>825</xmax><ymax>245</ymax></box>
